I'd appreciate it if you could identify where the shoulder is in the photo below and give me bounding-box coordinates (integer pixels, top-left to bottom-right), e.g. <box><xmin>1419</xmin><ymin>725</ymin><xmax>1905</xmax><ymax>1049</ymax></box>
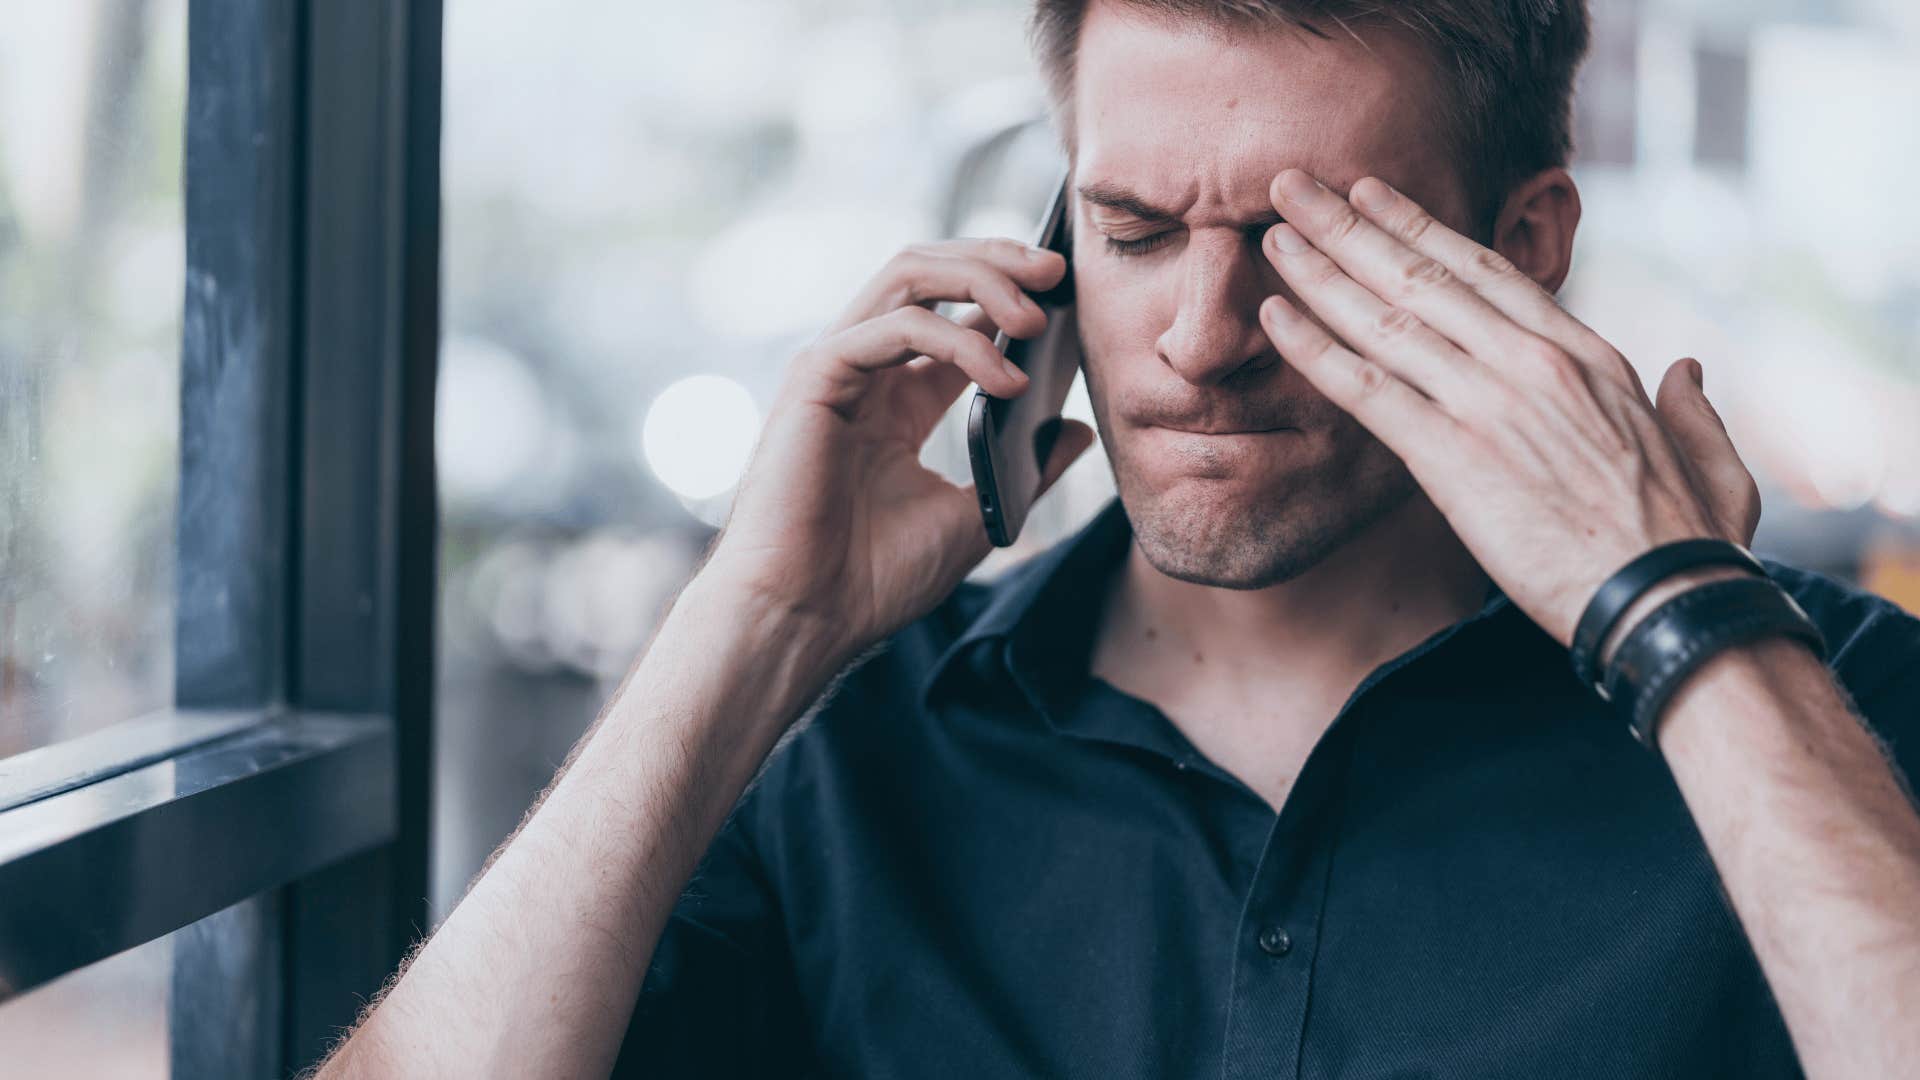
<box><xmin>731</xmin><ymin>575</ymin><xmax>999</xmax><ymax>806</ymax></box>
<box><xmin>702</xmin><ymin>574</ymin><xmax>1018</xmax><ymax>902</ymax></box>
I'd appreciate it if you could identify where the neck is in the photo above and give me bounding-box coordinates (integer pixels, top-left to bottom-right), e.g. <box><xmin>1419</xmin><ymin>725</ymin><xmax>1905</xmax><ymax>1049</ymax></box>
<box><xmin>1095</xmin><ymin>494</ymin><xmax>1490</xmax><ymax>707</ymax></box>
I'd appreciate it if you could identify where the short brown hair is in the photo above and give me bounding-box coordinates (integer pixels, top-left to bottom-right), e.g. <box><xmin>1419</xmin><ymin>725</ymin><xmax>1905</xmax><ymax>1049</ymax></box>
<box><xmin>1028</xmin><ymin>0</ymin><xmax>1591</xmax><ymax>236</ymax></box>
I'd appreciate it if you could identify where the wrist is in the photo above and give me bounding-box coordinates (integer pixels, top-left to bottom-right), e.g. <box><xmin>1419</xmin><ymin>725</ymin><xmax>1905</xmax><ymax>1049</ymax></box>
<box><xmin>1655</xmin><ymin>635</ymin><xmax>1846</xmax><ymax>787</ymax></box>
<box><xmin>691</xmin><ymin>552</ymin><xmax>852</xmax><ymax>632</ymax></box>
<box><xmin>1660</xmin><ymin>635</ymin><xmax>1829</xmax><ymax>739</ymax></box>
<box><xmin>665</xmin><ymin>566</ymin><xmax>860</xmax><ymax>714</ymax></box>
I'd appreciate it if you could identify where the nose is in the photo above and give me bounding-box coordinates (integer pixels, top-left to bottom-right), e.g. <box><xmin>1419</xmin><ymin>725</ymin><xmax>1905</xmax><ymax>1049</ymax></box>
<box><xmin>1155</xmin><ymin>227</ymin><xmax>1280</xmax><ymax>387</ymax></box>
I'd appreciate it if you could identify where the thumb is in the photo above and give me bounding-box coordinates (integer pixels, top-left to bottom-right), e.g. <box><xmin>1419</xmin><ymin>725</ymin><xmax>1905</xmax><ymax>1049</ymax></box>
<box><xmin>1655</xmin><ymin>357</ymin><xmax>1761</xmax><ymax>543</ymax></box>
<box><xmin>1033</xmin><ymin>418</ymin><xmax>1098</xmax><ymax>499</ymax></box>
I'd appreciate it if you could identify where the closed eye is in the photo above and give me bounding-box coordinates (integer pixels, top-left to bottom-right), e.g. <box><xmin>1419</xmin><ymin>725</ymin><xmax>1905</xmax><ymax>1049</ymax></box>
<box><xmin>1103</xmin><ymin>231</ymin><xmax>1175</xmax><ymax>257</ymax></box>
<box><xmin>1103</xmin><ymin>223</ymin><xmax>1281</xmax><ymax>258</ymax></box>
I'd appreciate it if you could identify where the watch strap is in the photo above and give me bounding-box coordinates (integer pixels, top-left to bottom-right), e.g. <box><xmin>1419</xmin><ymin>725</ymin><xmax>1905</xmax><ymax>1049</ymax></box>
<box><xmin>1601</xmin><ymin>575</ymin><xmax>1828</xmax><ymax>749</ymax></box>
<box><xmin>1570</xmin><ymin>538</ymin><xmax>1768</xmax><ymax>692</ymax></box>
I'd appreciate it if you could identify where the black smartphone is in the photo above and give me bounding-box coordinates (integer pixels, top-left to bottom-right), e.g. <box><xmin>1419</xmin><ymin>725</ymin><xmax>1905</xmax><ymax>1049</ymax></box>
<box><xmin>967</xmin><ymin>171</ymin><xmax>1082</xmax><ymax>547</ymax></box>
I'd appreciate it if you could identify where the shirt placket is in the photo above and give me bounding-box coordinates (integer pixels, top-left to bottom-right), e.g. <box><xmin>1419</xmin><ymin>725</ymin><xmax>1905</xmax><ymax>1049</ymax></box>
<box><xmin>1212</xmin><ymin>599</ymin><xmax>1503</xmax><ymax>1080</ymax></box>
<box><xmin>1216</xmin><ymin>761</ymin><xmax>1341</xmax><ymax>1080</ymax></box>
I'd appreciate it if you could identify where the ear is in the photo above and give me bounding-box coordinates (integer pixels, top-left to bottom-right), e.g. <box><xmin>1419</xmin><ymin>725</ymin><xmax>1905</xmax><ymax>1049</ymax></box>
<box><xmin>1491</xmin><ymin>166</ymin><xmax>1581</xmax><ymax>294</ymax></box>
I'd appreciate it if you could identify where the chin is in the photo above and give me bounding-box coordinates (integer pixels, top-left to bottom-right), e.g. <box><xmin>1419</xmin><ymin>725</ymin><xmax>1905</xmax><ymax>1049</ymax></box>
<box><xmin>1117</xmin><ymin>465</ymin><xmax>1419</xmax><ymax>591</ymax></box>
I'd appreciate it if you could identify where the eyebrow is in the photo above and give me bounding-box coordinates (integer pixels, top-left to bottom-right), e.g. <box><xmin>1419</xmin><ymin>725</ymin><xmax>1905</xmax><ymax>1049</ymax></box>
<box><xmin>1076</xmin><ymin>180</ymin><xmax>1285</xmax><ymax>229</ymax></box>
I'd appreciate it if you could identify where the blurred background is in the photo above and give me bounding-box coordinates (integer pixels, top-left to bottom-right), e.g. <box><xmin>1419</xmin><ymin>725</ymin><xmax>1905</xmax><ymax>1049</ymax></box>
<box><xmin>3</xmin><ymin>0</ymin><xmax>1918</xmax><ymax>1074</ymax></box>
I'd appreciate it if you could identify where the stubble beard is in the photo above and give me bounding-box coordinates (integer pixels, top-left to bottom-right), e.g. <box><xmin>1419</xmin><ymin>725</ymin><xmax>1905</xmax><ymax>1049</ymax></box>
<box><xmin>1118</xmin><ymin>465</ymin><xmax>1419</xmax><ymax>591</ymax></box>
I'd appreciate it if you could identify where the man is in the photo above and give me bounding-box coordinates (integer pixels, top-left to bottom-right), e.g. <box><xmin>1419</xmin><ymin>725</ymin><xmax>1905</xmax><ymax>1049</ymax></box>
<box><xmin>317</xmin><ymin>0</ymin><xmax>1920</xmax><ymax>1076</ymax></box>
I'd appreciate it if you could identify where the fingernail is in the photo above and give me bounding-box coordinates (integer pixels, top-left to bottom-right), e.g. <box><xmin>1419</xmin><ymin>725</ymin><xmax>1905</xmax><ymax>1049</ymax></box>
<box><xmin>1278</xmin><ymin>169</ymin><xmax>1321</xmax><ymax>204</ymax></box>
<box><xmin>1026</xmin><ymin>244</ymin><xmax>1054</xmax><ymax>261</ymax></box>
<box><xmin>1001</xmin><ymin>357</ymin><xmax>1027</xmax><ymax>384</ymax></box>
<box><xmin>1688</xmin><ymin>359</ymin><xmax>1704</xmax><ymax>387</ymax></box>
<box><xmin>1269</xmin><ymin>223</ymin><xmax>1310</xmax><ymax>255</ymax></box>
<box><xmin>1351</xmin><ymin>177</ymin><xmax>1395</xmax><ymax>213</ymax></box>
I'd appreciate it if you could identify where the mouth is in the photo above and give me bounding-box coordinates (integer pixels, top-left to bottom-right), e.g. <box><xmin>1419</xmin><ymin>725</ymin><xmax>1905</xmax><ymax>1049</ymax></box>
<box><xmin>1138</xmin><ymin>422</ymin><xmax>1313</xmax><ymax>480</ymax></box>
<box><xmin>1157</xmin><ymin>424</ymin><xmax>1295</xmax><ymax>436</ymax></box>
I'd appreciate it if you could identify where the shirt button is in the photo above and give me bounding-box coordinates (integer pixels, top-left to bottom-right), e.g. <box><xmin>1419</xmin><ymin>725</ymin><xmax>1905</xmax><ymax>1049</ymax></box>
<box><xmin>1257</xmin><ymin>925</ymin><xmax>1292</xmax><ymax>957</ymax></box>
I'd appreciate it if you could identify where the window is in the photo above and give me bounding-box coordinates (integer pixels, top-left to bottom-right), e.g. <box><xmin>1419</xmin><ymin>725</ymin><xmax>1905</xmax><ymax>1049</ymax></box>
<box><xmin>0</xmin><ymin>3</ymin><xmax>441</xmax><ymax>1075</ymax></box>
<box><xmin>0</xmin><ymin>920</ymin><xmax>174</xmax><ymax>1076</ymax></box>
<box><xmin>0</xmin><ymin>3</ymin><xmax>185</xmax><ymax>757</ymax></box>
<box><xmin>0</xmin><ymin>5</ymin><xmax>185</xmax><ymax>1067</ymax></box>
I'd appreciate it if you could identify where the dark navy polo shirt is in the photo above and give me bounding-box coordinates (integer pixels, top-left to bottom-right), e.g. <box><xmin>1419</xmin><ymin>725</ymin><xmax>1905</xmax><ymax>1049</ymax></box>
<box><xmin>615</xmin><ymin>495</ymin><xmax>1920</xmax><ymax>1079</ymax></box>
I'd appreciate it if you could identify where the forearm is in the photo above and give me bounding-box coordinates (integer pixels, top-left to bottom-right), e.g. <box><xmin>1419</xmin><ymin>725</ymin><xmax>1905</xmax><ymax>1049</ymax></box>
<box><xmin>316</xmin><ymin>570</ymin><xmax>850</xmax><ymax>1079</ymax></box>
<box><xmin>1658</xmin><ymin>637</ymin><xmax>1920</xmax><ymax>1079</ymax></box>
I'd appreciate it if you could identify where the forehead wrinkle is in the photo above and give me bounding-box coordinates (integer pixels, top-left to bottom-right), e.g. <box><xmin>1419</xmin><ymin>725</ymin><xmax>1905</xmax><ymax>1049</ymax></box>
<box><xmin>1081</xmin><ymin>83</ymin><xmax>1452</xmax><ymax>229</ymax></box>
<box><xmin>1073</xmin><ymin>0</ymin><xmax>1460</xmax><ymax>223</ymax></box>
<box><xmin>1078</xmin><ymin>115</ymin><xmax>1331</xmax><ymax>231</ymax></box>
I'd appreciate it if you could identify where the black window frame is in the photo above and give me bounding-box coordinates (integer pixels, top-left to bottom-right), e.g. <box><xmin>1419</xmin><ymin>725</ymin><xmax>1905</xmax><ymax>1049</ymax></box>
<box><xmin>0</xmin><ymin>1</ymin><xmax>442</xmax><ymax>1075</ymax></box>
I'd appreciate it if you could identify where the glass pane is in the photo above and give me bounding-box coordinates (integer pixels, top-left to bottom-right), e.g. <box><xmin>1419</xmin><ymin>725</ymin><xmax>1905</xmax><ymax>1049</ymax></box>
<box><xmin>0</xmin><ymin>923</ymin><xmax>171</xmax><ymax>1079</ymax></box>
<box><xmin>0</xmin><ymin>3</ymin><xmax>187</xmax><ymax>757</ymax></box>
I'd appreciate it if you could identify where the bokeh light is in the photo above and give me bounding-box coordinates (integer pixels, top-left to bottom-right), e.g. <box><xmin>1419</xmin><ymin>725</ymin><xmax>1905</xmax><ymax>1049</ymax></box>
<box><xmin>636</xmin><ymin>374</ymin><xmax>760</xmax><ymax>500</ymax></box>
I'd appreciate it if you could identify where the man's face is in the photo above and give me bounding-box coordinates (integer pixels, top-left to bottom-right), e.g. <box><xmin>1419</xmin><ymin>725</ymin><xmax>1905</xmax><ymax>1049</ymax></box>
<box><xmin>1071</xmin><ymin>1</ymin><xmax>1479</xmax><ymax>589</ymax></box>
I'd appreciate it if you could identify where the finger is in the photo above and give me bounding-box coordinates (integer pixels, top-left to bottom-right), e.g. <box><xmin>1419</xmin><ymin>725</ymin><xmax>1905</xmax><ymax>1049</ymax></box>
<box><xmin>942</xmin><ymin>301</ymin><xmax>1014</xmax><ymax>350</ymax></box>
<box><xmin>1337</xmin><ymin>175</ymin><xmax>1642</xmax><ymax>393</ymax></box>
<box><xmin>825</xmin><ymin>249</ymin><xmax>1045</xmax><ymax>342</ymax></box>
<box><xmin>1258</xmin><ymin>291</ymin><xmax>1456</xmax><ymax>460</ymax></box>
<box><xmin>1655</xmin><ymin>357</ymin><xmax>1761</xmax><ymax>542</ymax></box>
<box><xmin>1262</xmin><ymin>222</ymin><xmax>1484</xmax><ymax>407</ymax></box>
<box><xmin>939</xmin><ymin>418</ymin><xmax>1096</xmax><ymax>559</ymax></box>
<box><xmin>940</xmin><ymin>236</ymin><xmax>1070</xmax><ymax>291</ymax></box>
<box><xmin>1032</xmin><ymin>418</ymin><xmax>1097</xmax><ymax>498</ymax></box>
<box><xmin>806</xmin><ymin>305</ymin><xmax>1027</xmax><ymax>413</ymax></box>
<box><xmin>894</xmin><ymin>305</ymin><xmax>1012</xmax><ymax>434</ymax></box>
<box><xmin>823</xmin><ymin>239</ymin><xmax>1066</xmax><ymax>339</ymax></box>
<box><xmin>1270</xmin><ymin>169</ymin><xmax>1542</xmax><ymax>366</ymax></box>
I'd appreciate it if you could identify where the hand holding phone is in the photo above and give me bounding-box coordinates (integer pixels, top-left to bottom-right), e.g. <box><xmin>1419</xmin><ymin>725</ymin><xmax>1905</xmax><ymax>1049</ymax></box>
<box><xmin>705</xmin><ymin>203</ymin><xmax>1093</xmax><ymax>669</ymax></box>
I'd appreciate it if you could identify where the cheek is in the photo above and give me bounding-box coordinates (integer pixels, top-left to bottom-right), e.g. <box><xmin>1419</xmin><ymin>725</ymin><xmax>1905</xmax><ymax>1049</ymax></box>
<box><xmin>1073</xmin><ymin>262</ymin><xmax>1166</xmax><ymax>370</ymax></box>
<box><xmin>1329</xmin><ymin>418</ymin><xmax>1414</xmax><ymax>487</ymax></box>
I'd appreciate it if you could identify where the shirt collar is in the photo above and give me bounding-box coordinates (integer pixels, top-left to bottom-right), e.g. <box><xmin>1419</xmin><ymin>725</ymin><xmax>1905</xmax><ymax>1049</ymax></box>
<box><xmin>918</xmin><ymin>496</ymin><xmax>1132</xmax><ymax>712</ymax></box>
<box><xmin>917</xmin><ymin>494</ymin><xmax>1524</xmax><ymax>714</ymax></box>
